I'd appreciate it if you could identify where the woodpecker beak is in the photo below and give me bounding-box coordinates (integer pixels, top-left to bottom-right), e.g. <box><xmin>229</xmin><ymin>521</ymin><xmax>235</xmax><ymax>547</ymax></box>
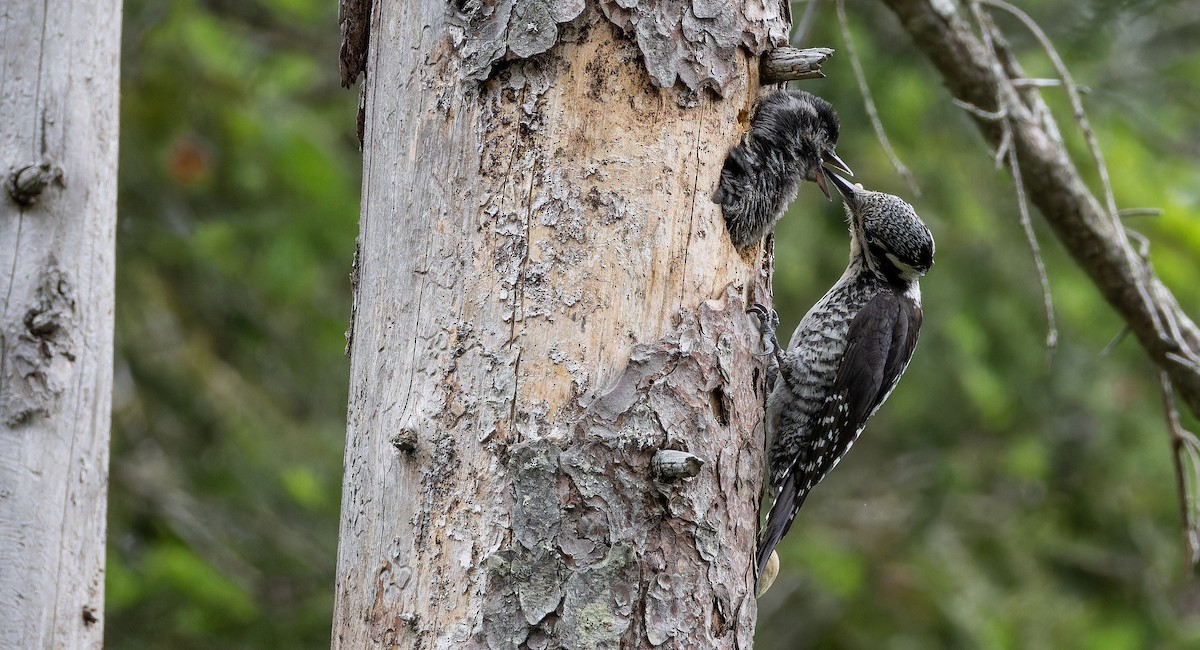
<box><xmin>822</xmin><ymin>150</ymin><xmax>853</xmax><ymax>177</ymax></box>
<box><xmin>814</xmin><ymin>169</ymin><xmax>831</xmax><ymax>201</ymax></box>
<box><xmin>824</xmin><ymin>169</ymin><xmax>862</xmax><ymax>205</ymax></box>
<box><xmin>815</xmin><ymin>150</ymin><xmax>852</xmax><ymax>202</ymax></box>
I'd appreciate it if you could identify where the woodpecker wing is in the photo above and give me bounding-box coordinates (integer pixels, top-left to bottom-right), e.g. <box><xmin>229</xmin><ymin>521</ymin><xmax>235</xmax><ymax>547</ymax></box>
<box><xmin>808</xmin><ymin>290</ymin><xmax>921</xmax><ymax>488</ymax></box>
<box><xmin>756</xmin><ymin>290</ymin><xmax>921</xmax><ymax>583</ymax></box>
<box><xmin>757</xmin><ymin>470</ymin><xmax>802</xmax><ymax>580</ymax></box>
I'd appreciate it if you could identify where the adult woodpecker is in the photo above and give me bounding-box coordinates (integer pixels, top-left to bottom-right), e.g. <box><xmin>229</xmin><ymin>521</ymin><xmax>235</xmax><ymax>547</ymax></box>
<box><xmin>753</xmin><ymin>171</ymin><xmax>934</xmax><ymax>585</ymax></box>
<box><xmin>713</xmin><ymin>89</ymin><xmax>852</xmax><ymax>250</ymax></box>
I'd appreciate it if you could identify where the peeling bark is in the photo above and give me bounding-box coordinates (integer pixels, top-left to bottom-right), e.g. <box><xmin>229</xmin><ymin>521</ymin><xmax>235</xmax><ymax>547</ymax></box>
<box><xmin>339</xmin><ymin>0</ymin><xmax>373</xmax><ymax>87</ymax></box>
<box><xmin>879</xmin><ymin>0</ymin><xmax>1200</xmax><ymax>419</ymax></box>
<box><xmin>453</xmin><ymin>0</ymin><xmax>787</xmax><ymax>94</ymax></box>
<box><xmin>595</xmin><ymin>0</ymin><xmax>788</xmax><ymax>94</ymax></box>
<box><xmin>333</xmin><ymin>1</ymin><xmax>777</xmax><ymax>646</ymax></box>
<box><xmin>0</xmin><ymin>0</ymin><xmax>120</xmax><ymax>647</ymax></box>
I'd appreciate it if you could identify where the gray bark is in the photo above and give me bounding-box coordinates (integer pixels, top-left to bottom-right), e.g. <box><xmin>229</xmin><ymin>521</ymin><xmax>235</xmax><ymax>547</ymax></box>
<box><xmin>880</xmin><ymin>0</ymin><xmax>1200</xmax><ymax>419</ymax></box>
<box><xmin>333</xmin><ymin>1</ymin><xmax>783</xmax><ymax>647</ymax></box>
<box><xmin>0</xmin><ymin>0</ymin><xmax>121</xmax><ymax>647</ymax></box>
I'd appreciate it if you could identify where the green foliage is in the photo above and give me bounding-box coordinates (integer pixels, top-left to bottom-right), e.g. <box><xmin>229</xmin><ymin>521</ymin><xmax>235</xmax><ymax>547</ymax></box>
<box><xmin>109</xmin><ymin>0</ymin><xmax>356</xmax><ymax>647</ymax></box>
<box><xmin>757</xmin><ymin>1</ymin><xmax>1200</xmax><ymax>647</ymax></box>
<box><xmin>109</xmin><ymin>0</ymin><xmax>1200</xmax><ymax>647</ymax></box>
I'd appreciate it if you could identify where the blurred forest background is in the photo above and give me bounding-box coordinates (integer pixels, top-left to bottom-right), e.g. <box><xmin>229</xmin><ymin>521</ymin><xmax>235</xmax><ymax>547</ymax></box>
<box><xmin>108</xmin><ymin>0</ymin><xmax>1200</xmax><ymax>647</ymax></box>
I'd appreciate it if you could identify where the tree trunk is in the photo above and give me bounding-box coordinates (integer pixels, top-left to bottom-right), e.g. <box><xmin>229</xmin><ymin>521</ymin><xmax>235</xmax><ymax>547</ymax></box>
<box><xmin>0</xmin><ymin>0</ymin><xmax>121</xmax><ymax>647</ymax></box>
<box><xmin>333</xmin><ymin>1</ymin><xmax>788</xmax><ymax>647</ymax></box>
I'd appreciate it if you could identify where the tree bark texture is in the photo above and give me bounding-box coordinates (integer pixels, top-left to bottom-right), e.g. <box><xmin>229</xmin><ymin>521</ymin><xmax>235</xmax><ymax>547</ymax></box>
<box><xmin>880</xmin><ymin>0</ymin><xmax>1200</xmax><ymax>418</ymax></box>
<box><xmin>0</xmin><ymin>0</ymin><xmax>121</xmax><ymax>647</ymax></box>
<box><xmin>333</xmin><ymin>1</ymin><xmax>785</xmax><ymax>648</ymax></box>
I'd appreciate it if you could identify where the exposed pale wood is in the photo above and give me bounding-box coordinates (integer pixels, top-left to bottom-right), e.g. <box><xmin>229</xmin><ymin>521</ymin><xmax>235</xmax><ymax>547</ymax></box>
<box><xmin>0</xmin><ymin>0</ymin><xmax>121</xmax><ymax>647</ymax></box>
<box><xmin>332</xmin><ymin>5</ymin><xmax>784</xmax><ymax>647</ymax></box>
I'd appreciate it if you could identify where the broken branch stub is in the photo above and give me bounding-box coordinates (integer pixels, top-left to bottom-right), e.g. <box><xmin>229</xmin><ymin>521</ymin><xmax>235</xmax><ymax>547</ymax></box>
<box><xmin>760</xmin><ymin>47</ymin><xmax>834</xmax><ymax>83</ymax></box>
<box><xmin>6</xmin><ymin>161</ymin><xmax>64</xmax><ymax>207</ymax></box>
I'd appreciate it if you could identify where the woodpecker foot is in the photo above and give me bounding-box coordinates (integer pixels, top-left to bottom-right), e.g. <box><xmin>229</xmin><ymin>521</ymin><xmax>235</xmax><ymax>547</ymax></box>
<box><xmin>748</xmin><ymin>304</ymin><xmax>781</xmax><ymax>358</ymax></box>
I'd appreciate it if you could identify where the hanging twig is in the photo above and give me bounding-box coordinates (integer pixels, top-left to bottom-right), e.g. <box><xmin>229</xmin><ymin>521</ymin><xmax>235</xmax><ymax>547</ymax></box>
<box><xmin>835</xmin><ymin>0</ymin><xmax>920</xmax><ymax>196</ymax></box>
<box><xmin>1161</xmin><ymin>372</ymin><xmax>1200</xmax><ymax>567</ymax></box>
<box><xmin>975</xmin><ymin>0</ymin><xmax>1185</xmax><ymax>352</ymax></box>
<box><xmin>959</xmin><ymin>0</ymin><xmax>1200</xmax><ymax>566</ymax></box>
<box><xmin>1007</xmin><ymin>144</ymin><xmax>1058</xmax><ymax>355</ymax></box>
<box><xmin>878</xmin><ymin>0</ymin><xmax>1200</xmax><ymax>440</ymax></box>
<box><xmin>952</xmin><ymin>10</ymin><xmax>1057</xmax><ymax>358</ymax></box>
<box><xmin>978</xmin><ymin>0</ymin><xmax>1119</xmax><ymax>224</ymax></box>
<box><xmin>1119</xmin><ymin>208</ymin><xmax>1164</xmax><ymax>218</ymax></box>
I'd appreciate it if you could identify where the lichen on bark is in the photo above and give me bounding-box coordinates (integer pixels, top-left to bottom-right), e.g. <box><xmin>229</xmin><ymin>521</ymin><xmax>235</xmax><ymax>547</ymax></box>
<box><xmin>469</xmin><ymin>293</ymin><xmax>764</xmax><ymax>649</ymax></box>
<box><xmin>1</xmin><ymin>265</ymin><xmax>78</xmax><ymax>426</ymax></box>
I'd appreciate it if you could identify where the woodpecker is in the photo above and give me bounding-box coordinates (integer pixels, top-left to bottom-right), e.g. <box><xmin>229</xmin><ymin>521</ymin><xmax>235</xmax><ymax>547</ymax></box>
<box><xmin>754</xmin><ymin>170</ymin><xmax>934</xmax><ymax>583</ymax></box>
<box><xmin>713</xmin><ymin>89</ymin><xmax>852</xmax><ymax>250</ymax></box>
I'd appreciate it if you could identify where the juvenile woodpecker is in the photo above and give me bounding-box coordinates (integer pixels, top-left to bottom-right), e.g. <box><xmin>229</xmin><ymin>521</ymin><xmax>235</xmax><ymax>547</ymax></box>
<box><xmin>713</xmin><ymin>89</ymin><xmax>852</xmax><ymax>250</ymax></box>
<box><xmin>754</xmin><ymin>171</ymin><xmax>934</xmax><ymax>582</ymax></box>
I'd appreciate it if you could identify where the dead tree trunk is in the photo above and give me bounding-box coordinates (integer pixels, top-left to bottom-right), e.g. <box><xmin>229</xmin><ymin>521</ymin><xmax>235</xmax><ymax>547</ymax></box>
<box><xmin>0</xmin><ymin>0</ymin><xmax>121</xmax><ymax>647</ymax></box>
<box><xmin>333</xmin><ymin>0</ymin><xmax>796</xmax><ymax>646</ymax></box>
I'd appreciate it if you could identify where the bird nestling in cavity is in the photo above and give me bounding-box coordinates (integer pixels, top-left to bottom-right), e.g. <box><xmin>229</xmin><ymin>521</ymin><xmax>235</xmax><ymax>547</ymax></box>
<box><xmin>752</xmin><ymin>170</ymin><xmax>934</xmax><ymax>588</ymax></box>
<box><xmin>713</xmin><ymin>89</ymin><xmax>852</xmax><ymax>250</ymax></box>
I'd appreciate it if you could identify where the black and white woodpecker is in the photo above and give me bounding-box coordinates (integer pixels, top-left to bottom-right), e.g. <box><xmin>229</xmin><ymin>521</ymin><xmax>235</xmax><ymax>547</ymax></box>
<box><xmin>713</xmin><ymin>89</ymin><xmax>852</xmax><ymax>250</ymax></box>
<box><xmin>753</xmin><ymin>171</ymin><xmax>935</xmax><ymax>584</ymax></box>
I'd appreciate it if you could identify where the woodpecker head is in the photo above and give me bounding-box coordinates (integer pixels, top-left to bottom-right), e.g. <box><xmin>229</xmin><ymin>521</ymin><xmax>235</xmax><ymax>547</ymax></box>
<box><xmin>752</xmin><ymin>90</ymin><xmax>853</xmax><ymax>199</ymax></box>
<box><xmin>826</xmin><ymin>170</ymin><xmax>934</xmax><ymax>287</ymax></box>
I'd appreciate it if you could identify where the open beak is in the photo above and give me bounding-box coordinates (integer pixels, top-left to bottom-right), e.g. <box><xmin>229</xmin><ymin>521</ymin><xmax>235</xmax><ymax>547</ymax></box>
<box><xmin>815</xmin><ymin>150</ymin><xmax>852</xmax><ymax>201</ymax></box>
<box><xmin>822</xmin><ymin>150</ymin><xmax>853</xmax><ymax>177</ymax></box>
<box><xmin>824</xmin><ymin>169</ymin><xmax>862</xmax><ymax>205</ymax></box>
<box><xmin>814</xmin><ymin>168</ymin><xmax>831</xmax><ymax>200</ymax></box>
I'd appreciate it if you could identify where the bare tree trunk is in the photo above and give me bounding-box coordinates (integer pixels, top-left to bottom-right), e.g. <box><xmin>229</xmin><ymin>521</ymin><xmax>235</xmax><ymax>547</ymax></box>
<box><xmin>333</xmin><ymin>0</ymin><xmax>792</xmax><ymax>646</ymax></box>
<box><xmin>0</xmin><ymin>0</ymin><xmax>121</xmax><ymax>647</ymax></box>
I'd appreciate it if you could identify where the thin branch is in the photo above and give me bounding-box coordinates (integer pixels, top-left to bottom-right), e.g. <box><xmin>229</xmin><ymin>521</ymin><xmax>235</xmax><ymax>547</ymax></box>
<box><xmin>979</xmin><ymin>0</ymin><xmax>1119</xmax><ymax>225</ymax></box>
<box><xmin>878</xmin><ymin>0</ymin><xmax>1200</xmax><ymax>432</ymax></box>
<box><xmin>1100</xmin><ymin>327</ymin><xmax>1130</xmax><ymax>357</ymax></box>
<box><xmin>951</xmin><ymin>98</ymin><xmax>1012</xmax><ymax>167</ymax></box>
<box><xmin>1168</xmin><ymin>352</ymin><xmax>1200</xmax><ymax>374</ymax></box>
<box><xmin>1125</xmin><ymin>227</ymin><xmax>1151</xmax><ymax>261</ymax></box>
<box><xmin>983</xmin><ymin>0</ymin><xmax>1190</xmax><ymax>359</ymax></box>
<box><xmin>953</xmin><ymin>12</ymin><xmax>1056</xmax><ymax>357</ymax></box>
<box><xmin>835</xmin><ymin>0</ymin><xmax>920</xmax><ymax>196</ymax></box>
<box><xmin>1010</xmin><ymin>78</ymin><xmax>1063</xmax><ymax>88</ymax></box>
<box><xmin>1007</xmin><ymin>144</ymin><xmax>1058</xmax><ymax>355</ymax></box>
<box><xmin>1119</xmin><ymin>208</ymin><xmax>1164</xmax><ymax>218</ymax></box>
<box><xmin>1161</xmin><ymin>372</ymin><xmax>1200</xmax><ymax>567</ymax></box>
<box><xmin>951</xmin><ymin>98</ymin><xmax>1005</xmax><ymax>121</ymax></box>
<box><xmin>974</xmin><ymin>0</ymin><xmax>1182</xmax><ymax>350</ymax></box>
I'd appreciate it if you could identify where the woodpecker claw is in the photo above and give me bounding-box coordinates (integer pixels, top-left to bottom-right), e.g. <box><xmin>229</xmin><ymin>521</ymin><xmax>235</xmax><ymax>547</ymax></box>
<box><xmin>748</xmin><ymin>304</ymin><xmax>782</xmax><ymax>358</ymax></box>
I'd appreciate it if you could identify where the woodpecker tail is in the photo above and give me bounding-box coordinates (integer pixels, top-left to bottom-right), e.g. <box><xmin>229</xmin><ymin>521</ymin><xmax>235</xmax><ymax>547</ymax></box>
<box><xmin>756</xmin><ymin>473</ymin><xmax>809</xmax><ymax>585</ymax></box>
